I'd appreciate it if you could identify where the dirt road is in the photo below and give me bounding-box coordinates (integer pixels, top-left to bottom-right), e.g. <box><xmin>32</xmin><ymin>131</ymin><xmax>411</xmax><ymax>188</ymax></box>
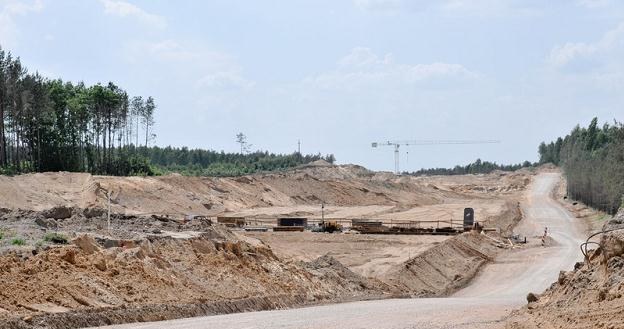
<box><xmin>98</xmin><ymin>173</ymin><xmax>584</xmax><ymax>329</ymax></box>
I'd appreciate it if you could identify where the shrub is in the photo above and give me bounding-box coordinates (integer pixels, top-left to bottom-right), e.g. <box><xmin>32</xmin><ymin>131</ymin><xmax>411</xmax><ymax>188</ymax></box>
<box><xmin>43</xmin><ymin>232</ymin><xmax>68</xmax><ymax>244</ymax></box>
<box><xmin>11</xmin><ymin>238</ymin><xmax>25</xmax><ymax>246</ymax></box>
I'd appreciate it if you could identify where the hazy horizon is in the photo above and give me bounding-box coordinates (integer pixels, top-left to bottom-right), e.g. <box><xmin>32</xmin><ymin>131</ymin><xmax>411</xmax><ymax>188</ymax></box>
<box><xmin>2</xmin><ymin>0</ymin><xmax>623</xmax><ymax>172</ymax></box>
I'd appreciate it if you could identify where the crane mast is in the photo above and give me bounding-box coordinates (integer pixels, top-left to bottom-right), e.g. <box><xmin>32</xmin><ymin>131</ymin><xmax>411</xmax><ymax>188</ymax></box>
<box><xmin>371</xmin><ymin>140</ymin><xmax>500</xmax><ymax>174</ymax></box>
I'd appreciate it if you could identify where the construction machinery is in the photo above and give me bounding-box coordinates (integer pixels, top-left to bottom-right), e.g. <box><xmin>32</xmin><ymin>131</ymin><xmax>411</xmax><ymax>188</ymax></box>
<box><xmin>371</xmin><ymin>139</ymin><xmax>500</xmax><ymax>174</ymax></box>
<box><xmin>317</xmin><ymin>220</ymin><xmax>343</xmax><ymax>233</ymax></box>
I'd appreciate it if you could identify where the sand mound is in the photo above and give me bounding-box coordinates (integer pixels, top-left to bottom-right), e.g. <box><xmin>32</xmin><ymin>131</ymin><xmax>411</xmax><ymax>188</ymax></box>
<box><xmin>384</xmin><ymin>232</ymin><xmax>504</xmax><ymax>297</ymax></box>
<box><xmin>0</xmin><ymin>168</ymin><xmax>530</xmax><ymax>219</ymax></box>
<box><xmin>0</xmin><ymin>168</ymin><xmax>533</xmax><ymax>328</ymax></box>
<box><xmin>0</xmin><ymin>228</ymin><xmax>389</xmax><ymax>329</ymax></box>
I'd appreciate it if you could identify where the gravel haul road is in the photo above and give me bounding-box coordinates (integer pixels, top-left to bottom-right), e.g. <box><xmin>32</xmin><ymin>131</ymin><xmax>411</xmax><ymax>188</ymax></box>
<box><xmin>99</xmin><ymin>173</ymin><xmax>585</xmax><ymax>329</ymax></box>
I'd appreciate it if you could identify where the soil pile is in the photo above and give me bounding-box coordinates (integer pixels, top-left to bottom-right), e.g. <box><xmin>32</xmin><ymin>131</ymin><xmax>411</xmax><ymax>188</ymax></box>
<box><xmin>0</xmin><ymin>165</ymin><xmax>534</xmax><ymax>328</ymax></box>
<box><xmin>384</xmin><ymin>232</ymin><xmax>504</xmax><ymax>297</ymax></box>
<box><xmin>0</xmin><ymin>208</ymin><xmax>214</xmax><ymax>251</ymax></box>
<box><xmin>506</xmin><ymin>209</ymin><xmax>624</xmax><ymax>329</ymax></box>
<box><xmin>0</xmin><ymin>165</ymin><xmax>531</xmax><ymax>218</ymax></box>
<box><xmin>0</xmin><ymin>227</ymin><xmax>390</xmax><ymax>329</ymax></box>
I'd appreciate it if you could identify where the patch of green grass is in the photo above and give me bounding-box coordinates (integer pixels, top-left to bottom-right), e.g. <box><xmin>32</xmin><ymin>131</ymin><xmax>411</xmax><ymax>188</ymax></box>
<box><xmin>0</xmin><ymin>231</ymin><xmax>4</xmax><ymax>240</ymax></box>
<box><xmin>11</xmin><ymin>238</ymin><xmax>26</xmax><ymax>246</ymax></box>
<box><xmin>43</xmin><ymin>232</ymin><xmax>68</xmax><ymax>245</ymax></box>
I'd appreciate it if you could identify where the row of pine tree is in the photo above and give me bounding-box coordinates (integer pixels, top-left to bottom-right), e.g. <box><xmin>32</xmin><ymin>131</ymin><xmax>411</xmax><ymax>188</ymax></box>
<box><xmin>0</xmin><ymin>47</ymin><xmax>156</xmax><ymax>175</ymax></box>
<box><xmin>539</xmin><ymin>118</ymin><xmax>624</xmax><ymax>214</ymax></box>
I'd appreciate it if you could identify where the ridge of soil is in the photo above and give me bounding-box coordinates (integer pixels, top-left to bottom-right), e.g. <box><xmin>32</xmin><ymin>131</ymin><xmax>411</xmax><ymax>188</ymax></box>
<box><xmin>384</xmin><ymin>232</ymin><xmax>506</xmax><ymax>297</ymax></box>
<box><xmin>0</xmin><ymin>165</ymin><xmax>530</xmax><ymax>220</ymax></box>
<box><xmin>0</xmin><ymin>227</ymin><xmax>393</xmax><ymax>329</ymax></box>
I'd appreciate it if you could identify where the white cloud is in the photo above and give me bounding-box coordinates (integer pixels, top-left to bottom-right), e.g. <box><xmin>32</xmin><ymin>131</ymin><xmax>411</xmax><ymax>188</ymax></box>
<box><xmin>338</xmin><ymin>47</ymin><xmax>393</xmax><ymax>68</ymax></box>
<box><xmin>144</xmin><ymin>40</ymin><xmax>201</xmax><ymax>61</ymax></box>
<box><xmin>100</xmin><ymin>0</ymin><xmax>166</xmax><ymax>29</ymax></box>
<box><xmin>576</xmin><ymin>0</ymin><xmax>611</xmax><ymax>8</ymax></box>
<box><xmin>353</xmin><ymin>0</ymin><xmax>406</xmax><ymax>12</ymax></box>
<box><xmin>549</xmin><ymin>43</ymin><xmax>599</xmax><ymax>67</ymax></box>
<box><xmin>0</xmin><ymin>0</ymin><xmax>44</xmax><ymax>48</ymax></box>
<box><xmin>127</xmin><ymin>39</ymin><xmax>254</xmax><ymax>93</ymax></box>
<box><xmin>353</xmin><ymin>0</ymin><xmax>541</xmax><ymax>17</ymax></box>
<box><xmin>549</xmin><ymin>22</ymin><xmax>624</xmax><ymax>67</ymax></box>
<box><xmin>196</xmin><ymin>71</ymin><xmax>255</xmax><ymax>90</ymax></box>
<box><xmin>304</xmin><ymin>47</ymin><xmax>478</xmax><ymax>91</ymax></box>
<box><xmin>442</xmin><ymin>0</ymin><xmax>541</xmax><ymax>17</ymax></box>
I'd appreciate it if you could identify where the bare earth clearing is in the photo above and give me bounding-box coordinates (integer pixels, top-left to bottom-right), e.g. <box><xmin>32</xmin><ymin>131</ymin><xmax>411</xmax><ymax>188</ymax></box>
<box><xmin>0</xmin><ymin>163</ymin><xmax>538</xmax><ymax>328</ymax></box>
<box><xmin>0</xmin><ymin>161</ymin><xmax>528</xmax><ymax>228</ymax></box>
<box><xmin>96</xmin><ymin>173</ymin><xmax>588</xmax><ymax>329</ymax></box>
<box><xmin>242</xmin><ymin>232</ymin><xmax>448</xmax><ymax>278</ymax></box>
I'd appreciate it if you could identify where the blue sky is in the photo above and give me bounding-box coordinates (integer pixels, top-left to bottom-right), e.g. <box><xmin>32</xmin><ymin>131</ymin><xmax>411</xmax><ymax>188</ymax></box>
<box><xmin>1</xmin><ymin>0</ymin><xmax>623</xmax><ymax>171</ymax></box>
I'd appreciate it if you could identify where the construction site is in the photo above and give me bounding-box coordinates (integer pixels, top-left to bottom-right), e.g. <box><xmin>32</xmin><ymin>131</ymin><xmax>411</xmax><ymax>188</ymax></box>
<box><xmin>3</xmin><ymin>1</ymin><xmax>624</xmax><ymax>327</ymax></box>
<box><xmin>0</xmin><ymin>160</ymin><xmax>531</xmax><ymax>327</ymax></box>
<box><xmin>0</xmin><ymin>158</ymin><xmax>612</xmax><ymax>329</ymax></box>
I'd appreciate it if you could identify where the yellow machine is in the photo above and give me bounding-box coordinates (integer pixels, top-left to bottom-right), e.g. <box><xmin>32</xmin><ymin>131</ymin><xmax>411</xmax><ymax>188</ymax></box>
<box><xmin>320</xmin><ymin>220</ymin><xmax>342</xmax><ymax>233</ymax></box>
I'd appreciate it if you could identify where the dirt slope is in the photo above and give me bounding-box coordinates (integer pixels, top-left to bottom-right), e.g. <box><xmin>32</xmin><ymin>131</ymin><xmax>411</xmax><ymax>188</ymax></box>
<box><xmin>0</xmin><ymin>164</ymin><xmax>530</xmax><ymax>220</ymax></box>
<box><xmin>0</xmin><ymin>165</ymin><xmax>534</xmax><ymax>328</ymax></box>
<box><xmin>506</xmin><ymin>209</ymin><xmax>624</xmax><ymax>329</ymax></box>
<box><xmin>384</xmin><ymin>232</ymin><xmax>504</xmax><ymax>297</ymax></box>
<box><xmin>242</xmin><ymin>232</ymin><xmax>450</xmax><ymax>278</ymax></box>
<box><xmin>91</xmin><ymin>173</ymin><xmax>572</xmax><ymax>329</ymax></box>
<box><xmin>0</xmin><ymin>228</ymin><xmax>392</xmax><ymax>329</ymax></box>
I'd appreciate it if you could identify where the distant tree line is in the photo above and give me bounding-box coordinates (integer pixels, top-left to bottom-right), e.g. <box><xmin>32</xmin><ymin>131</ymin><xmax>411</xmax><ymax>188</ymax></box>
<box><xmin>538</xmin><ymin>118</ymin><xmax>624</xmax><ymax>214</ymax></box>
<box><xmin>406</xmin><ymin>158</ymin><xmax>533</xmax><ymax>176</ymax></box>
<box><xmin>0</xmin><ymin>47</ymin><xmax>334</xmax><ymax>178</ymax></box>
<box><xmin>0</xmin><ymin>46</ymin><xmax>155</xmax><ymax>175</ymax></box>
<box><xmin>146</xmin><ymin>146</ymin><xmax>336</xmax><ymax>176</ymax></box>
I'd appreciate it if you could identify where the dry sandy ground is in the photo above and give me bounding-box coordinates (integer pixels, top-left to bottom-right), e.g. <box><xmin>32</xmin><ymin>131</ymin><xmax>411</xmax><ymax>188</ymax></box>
<box><xmin>242</xmin><ymin>232</ymin><xmax>449</xmax><ymax>278</ymax></box>
<box><xmin>0</xmin><ymin>162</ymin><xmax>530</xmax><ymax>225</ymax></box>
<box><xmin>505</xmin><ymin>211</ymin><xmax>623</xmax><ymax>328</ymax></box>
<box><xmin>0</xmin><ymin>163</ymin><xmax>534</xmax><ymax>328</ymax></box>
<box><xmin>97</xmin><ymin>172</ymin><xmax>587</xmax><ymax>329</ymax></box>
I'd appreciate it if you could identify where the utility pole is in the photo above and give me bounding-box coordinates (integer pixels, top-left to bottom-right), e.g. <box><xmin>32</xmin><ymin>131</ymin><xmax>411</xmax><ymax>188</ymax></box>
<box><xmin>297</xmin><ymin>140</ymin><xmax>301</xmax><ymax>154</ymax></box>
<box><xmin>107</xmin><ymin>191</ymin><xmax>111</xmax><ymax>232</ymax></box>
<box><xmin>97</xmin><ymin>186</ymin><xmax>112</xmax><ymax>232</ymax></box>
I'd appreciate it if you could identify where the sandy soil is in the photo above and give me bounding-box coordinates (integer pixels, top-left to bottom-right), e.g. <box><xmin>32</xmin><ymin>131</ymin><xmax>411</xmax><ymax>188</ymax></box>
<box><xmin>506</xmin><ymin>210</ymin><xmax>624</xmax><ymax>329</ymax></box>
<box><xmin>0</xmin><ymin>164</ymin><xmax>534</xmax><ymax>328</ymax></box>
<box><xmin>97</xmin><ymin>172</ymin><xmax>585</xmax><ymax>329</ymax></box>
<box><xmin>0</xmin><ymin>163</ymin><xmax>530</xmax><ymax>224</ymax></box>
<box><xmin>0</xmin><ymin>227</ymin><xmax>394</xmax><ymax>329</ymax></box>
<box><xmin>242</xmin><ymin>232</ymin><xmax>449</xmax><ymax>278</ymax></box>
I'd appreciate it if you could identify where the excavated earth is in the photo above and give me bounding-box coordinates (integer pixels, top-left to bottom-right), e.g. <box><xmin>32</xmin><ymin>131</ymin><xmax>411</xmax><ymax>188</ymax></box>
<box><xmin>0</xmin><ymin>162</ymin><xmax>532</xmax><ymax>328</ymax></box>
<box><xmin>0</xmin><ymin>161</ymin><xmax>530</xmax><ymax>225</ymax></box>
<box><xmin>506</xmin><ymin>209</ymin><xmax>624</xmax><ymax>329</ymax></box>
<box><xmin>0</xmin><ymin>227</ymin><xmax>393</xmax><ymax>329</ymax></box>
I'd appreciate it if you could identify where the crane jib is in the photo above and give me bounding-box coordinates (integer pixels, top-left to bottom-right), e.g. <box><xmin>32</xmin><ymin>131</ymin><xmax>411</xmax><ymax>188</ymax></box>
<box><xmin>371</xmin><ymin>139</ymin><xmax>501</xmax><ymax>174</ymax></box>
